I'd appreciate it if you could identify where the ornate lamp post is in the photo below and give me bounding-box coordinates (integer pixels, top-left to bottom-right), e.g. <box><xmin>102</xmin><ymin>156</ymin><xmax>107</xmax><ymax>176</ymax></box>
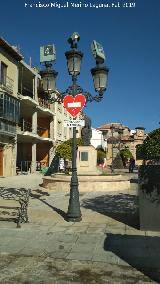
<box><xmin>40</xmin><ymin>33</ymin><xmax>109</xmax><ymax>222</ymax></box>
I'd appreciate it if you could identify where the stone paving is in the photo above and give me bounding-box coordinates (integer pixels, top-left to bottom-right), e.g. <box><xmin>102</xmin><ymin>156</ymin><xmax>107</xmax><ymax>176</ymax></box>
<box><xmin>0</xmin><ymin>173</ymin><xmax>160</xmax><ymax>283</ymax></box>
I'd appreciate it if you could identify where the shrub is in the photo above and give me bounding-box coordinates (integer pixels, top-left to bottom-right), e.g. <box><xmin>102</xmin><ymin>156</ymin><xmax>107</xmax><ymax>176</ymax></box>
<box><xmin>136</xmin><ymin>128</ymin><xmax>160</xmax><ymax>162</ymax></box>
<box><xmin>97</xmin><ymin>148</ymin><xmax>106</xmax><ymax>164</ymax></box>
<box><xmin>55</xmin><ymin>138</ymin><xmax>84</xmax><ymax>160</ymax></box>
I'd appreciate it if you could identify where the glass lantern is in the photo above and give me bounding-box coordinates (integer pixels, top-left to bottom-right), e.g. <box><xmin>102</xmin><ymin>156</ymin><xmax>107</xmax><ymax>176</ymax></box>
<box><xmin>40</xmin><ymin>69</ymin><xmax>58</xmax><ymax>93</ymax></box>
<box><xmin>91</xmin><ymin>66</ymin><xmax>109</xmax><ymax>94</ymax></box>
<box><xmin>65</xmin><ymin>50</ymin><xmax>83</xmax><ymax>76</ymax></box>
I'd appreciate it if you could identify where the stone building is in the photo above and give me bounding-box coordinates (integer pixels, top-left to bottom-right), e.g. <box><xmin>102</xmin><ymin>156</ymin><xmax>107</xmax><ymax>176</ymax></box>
<box><xmin>0</xmin><ymin>38</ymin><xmax>22</xmax><ymax>176</ymax></box>
<box><xmin>97</xmin><ymin>122</ymin><xmax>146</xmax><ymax>166</ymax></box>
<box><xmin>0</xmin><ymin>37</ymin><xmax>80</xmax><ymax>176</ymax></box>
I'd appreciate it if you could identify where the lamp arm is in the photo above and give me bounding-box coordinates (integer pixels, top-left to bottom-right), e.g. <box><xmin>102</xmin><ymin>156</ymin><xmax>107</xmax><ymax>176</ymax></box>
<box><xmin>47</xmin><ymin>88</ymin><xmax>104</xmax><ymax>105</ymax></box>
<box><xmin>85</xmin><ymin>92</ymin><xmax>104</xmax><ymax>103</ymax></box>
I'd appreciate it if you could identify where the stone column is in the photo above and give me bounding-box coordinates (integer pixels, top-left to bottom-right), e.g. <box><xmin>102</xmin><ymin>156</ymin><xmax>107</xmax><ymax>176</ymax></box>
<box><xmin>33</xmin><ymin>75</ymin><xmax>38</xmax><ymax>101</ymax></box>
<box><xmin>31</xmin><ymin>142</ymin><xmax>37</xmax><ymax>173</ymax></box>
<box><xmin>12</xmin><ymin>138</ymin><xmax>17</xmax><ymax>176</ymax></box>
<box><xmin>32</xmin><ymin>110</ymin><xmax>37</xmax><ymax>135</ymax></box>
<box><xmin>50</xmin><ymin>117</ymin><xmax>54</xmax><ymax>140</ymax></box>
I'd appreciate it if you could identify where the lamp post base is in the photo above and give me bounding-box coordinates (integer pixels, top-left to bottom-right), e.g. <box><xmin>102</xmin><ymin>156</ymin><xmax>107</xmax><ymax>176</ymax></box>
<box><xmin>67</xmin><ymin>180</ymin><xmax>82</xmax><ymax>222</ymax></box>
<box><xmin>66</xmin><ymin>215</ymin><xmax>82</xmax><ymax>222</ymax></box>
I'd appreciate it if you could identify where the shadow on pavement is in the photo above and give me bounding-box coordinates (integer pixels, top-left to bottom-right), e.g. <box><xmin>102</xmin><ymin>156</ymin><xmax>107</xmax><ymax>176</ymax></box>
<box><xmin>30</xmin><ymin>189</ymin><xmax>67</xmax><ymax>221</ymax></box>
<box><xmin>104</xmin><ymin>233</ymin><xmax>160</xmax><ymax>283</ymax></box>
<box><xmin>82</xmin><ymin>193</ymin><xmax>140</xmax><ymax>229</ymax></box>
<box><xmin>130</xmin><ymin>178</ymin><xmax>138</xmax><ymax>183</ymax></box>
<box><xmin>40</xmin><ymin>199</ymin><xmax>67</xmax><ymax>220</ymax></box>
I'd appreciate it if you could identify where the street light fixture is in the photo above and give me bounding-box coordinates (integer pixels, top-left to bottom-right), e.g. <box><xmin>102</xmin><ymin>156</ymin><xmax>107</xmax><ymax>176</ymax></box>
<box><xmin>40</xmin><ymin>33</ymin><xmax>109</xmax><ymax>222</ymax></box>
<box><xmin>40</xmin><ymin>63</ymin><xmax>58</xmax><ymax>93</ymax></box>
<box><xmin>65</xmin><ymin>50</ymin><xmax>83</xmax><ymax>76</ymax></box>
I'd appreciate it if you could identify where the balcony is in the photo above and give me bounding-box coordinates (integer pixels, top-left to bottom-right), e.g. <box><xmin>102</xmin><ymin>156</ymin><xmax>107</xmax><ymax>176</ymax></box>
<box><xmin>18</xmin><ymin>92</ymin><xmax>39</xmax><ymax>108</ymax></box>
<box><xmin>38</xmin><ymin>98</ymin><xmax>51</xmax><ymax>109</ymax></box>
<box><xmin>17</xmin><ymin>119</ymin><xmax>53</xmax><ymax>143</ymax></box>
<box><xmin>0</xmin><ymin>120</ymin><xmax>16</xmax><ymax>137</ymax></box>
<box><xmin>36</xmin><ymin>98</ymin><xmax>55</xmax><ymax>117</ymax></box>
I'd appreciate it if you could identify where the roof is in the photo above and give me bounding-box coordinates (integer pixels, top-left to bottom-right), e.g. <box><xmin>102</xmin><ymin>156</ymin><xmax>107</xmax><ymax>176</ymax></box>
<box><xmin>107</xmin><ymin>136</ymin><xmax>120</xmax><ymax>143</ymax></box>
<box><xmin>97</xmin><ymin>122</ymin><xmax>129</xmax><ymax>131</ymax></box>
<box><xmin>0</xmin><ymin>37</ymin><xmax>23</xmax><ymax>61</ymax></box>
<box><xmin>20</xmin><ymin>61</ymin><xmax>41</xmax><ymax>77</ymax></box>
<box><xmin>121</xmin><ymin>135</ymin><xmax>134</xmax><ymax>141</ymax></box>
<box><xmin>135</xmin><ymin>126</ymin><xmax>145</xmax><ymax>130</ymax></box>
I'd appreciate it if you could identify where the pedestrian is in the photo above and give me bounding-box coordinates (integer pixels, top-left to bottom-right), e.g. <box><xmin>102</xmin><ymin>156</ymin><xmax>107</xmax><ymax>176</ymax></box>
<box><xmin>129</xmin><ymin>157</ymin><xmax>135</xmax><ymax>173</ymax></box>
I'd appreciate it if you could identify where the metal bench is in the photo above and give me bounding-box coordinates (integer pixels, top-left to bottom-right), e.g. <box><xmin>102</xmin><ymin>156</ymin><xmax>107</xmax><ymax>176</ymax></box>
<box><xmin>0</xmin><ymin>187</ymin><xmax>31</xmax><ymax>228</ymax></box>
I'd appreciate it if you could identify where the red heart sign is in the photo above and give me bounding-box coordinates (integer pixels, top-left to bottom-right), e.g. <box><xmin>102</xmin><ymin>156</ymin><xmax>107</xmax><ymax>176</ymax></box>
<box><xmin>63</xmin><ymin>94</ymin><xmax>86</xmax><ymax>117</ymax></box>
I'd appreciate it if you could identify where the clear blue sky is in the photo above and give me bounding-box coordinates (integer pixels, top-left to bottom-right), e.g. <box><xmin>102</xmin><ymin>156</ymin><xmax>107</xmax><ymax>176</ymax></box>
<box><xmin>1</xmin><ymin>0</ymin><xmax>160</xmax><ymax>132</ymax></box>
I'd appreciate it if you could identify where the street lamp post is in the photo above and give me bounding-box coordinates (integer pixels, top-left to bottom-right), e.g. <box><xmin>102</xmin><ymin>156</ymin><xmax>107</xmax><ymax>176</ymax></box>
<box><xmin>64</xmin><ymin>35</ymin><xmax>83</xmax><ymax>221</ymax></box>
<box><xmin>40</xmin><ymin>33</ymin><xmax>109</xmax><ymax>222</ymax></box>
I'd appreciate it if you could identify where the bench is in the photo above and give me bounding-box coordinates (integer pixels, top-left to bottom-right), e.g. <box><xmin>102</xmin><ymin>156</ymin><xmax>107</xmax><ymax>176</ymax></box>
<box><xmin>0</xmin><ymin>187</ymin><xmax>31</xmax><ymax>228</ymax></box>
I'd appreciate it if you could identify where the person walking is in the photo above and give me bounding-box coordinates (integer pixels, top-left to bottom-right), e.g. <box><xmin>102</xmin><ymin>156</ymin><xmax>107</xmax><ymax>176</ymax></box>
<box><xmin>129</xmin><ymin>157</ymin><xmax>135</xmax><ymax>173</ymax></box>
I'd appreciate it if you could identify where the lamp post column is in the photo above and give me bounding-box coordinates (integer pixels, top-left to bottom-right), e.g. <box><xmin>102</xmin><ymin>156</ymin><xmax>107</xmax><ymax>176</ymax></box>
<box><xmin>67</xmin><ymin>75</ymin><xmax>82</xmax><ymax>222</ymax></box>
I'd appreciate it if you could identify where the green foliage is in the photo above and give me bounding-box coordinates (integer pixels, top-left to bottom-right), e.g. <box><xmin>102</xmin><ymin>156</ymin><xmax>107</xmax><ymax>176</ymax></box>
<box><xmin>136</xmin><ymin>144</ymin><xmax>145</xmax><ymax>160</ymax></box>
<box><xmin>136</xmin><ymin>128</ymin><xmax>160</xmax><ymax>161</ymax></box>
<box><xmin>120</xmin><ymin>149</ymin><xmax>133</xmax><ymax>159</ymax></box>
<box><xmin>55</xmin><ymin>138</ymin><xmax>84</xmax><ymax>160</ymax></box>
<box><xmin>97</xmin><ymin>148</ymin><xmax>106</xmax><ymax>164</ymax></box>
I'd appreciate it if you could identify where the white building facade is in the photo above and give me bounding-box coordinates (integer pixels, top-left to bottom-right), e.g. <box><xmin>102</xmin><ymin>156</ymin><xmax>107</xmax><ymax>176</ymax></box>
<box><xmin>90</xmin><ymin>127</ymin><xmax>107</xmax><ymax>150</ymax></box>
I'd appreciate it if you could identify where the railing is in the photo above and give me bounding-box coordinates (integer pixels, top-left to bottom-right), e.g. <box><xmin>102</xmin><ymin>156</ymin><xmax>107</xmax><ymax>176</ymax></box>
<box><xmin>38</xmin><ymin>98</ymin><xmax>50</xmax><ymax>109</ymax></box>
<box><xmin>16</xmin><ymin>161</ymin><xmax>31</xmax><ymax>174</ymax></box>
<box><xmin>16</xmin><ymin>161</ymin><xmax>48</xmax><ymax>174</ymax></box>
<box><xmin>21</xmin><ymin>87</ymin><xmax>34</xmax><ymax>99</ymax></box>
<box><xmin>0</xmin><ymin>120</ymin><xmax>16</xmax><ymax>136</ymax></box>
<box><xmin>19</xmin><ymin>120</ymin><xmax>32</xmax><ymax>132</ymax></box>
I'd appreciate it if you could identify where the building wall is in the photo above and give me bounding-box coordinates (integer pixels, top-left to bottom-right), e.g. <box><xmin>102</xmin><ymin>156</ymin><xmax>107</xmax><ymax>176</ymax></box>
<box><xmin>0</xmin><ymin>47</ymin><xmax>18</xmax><ymax>96</ymax></box>
<box><xmin>90</xmin><ymin>128</ymin><xmax>106</xmax><ymax>150</ymax></box>
<box><xmin>38</xmin><ymin>117</ymin><xmax>50</xmax><ymax>138</ymax></box>
<box><xmin>3</xmin><ymin>142</ymin><xmax>16</xmax><ymax>176</ymax></box>
<box><xmin>97</xmin><ymin>123</ymin><xmax>146</xmax><ymax>166</ymax></box>
<box><xmin>0</xmin><ymin>44</ymin><xmax>20</xmax><ymax>176</ymax></box>
<box><xmin>36</xmin><ymin>143</ymin><xmax>49</xmax><ymax>167</ymax></box>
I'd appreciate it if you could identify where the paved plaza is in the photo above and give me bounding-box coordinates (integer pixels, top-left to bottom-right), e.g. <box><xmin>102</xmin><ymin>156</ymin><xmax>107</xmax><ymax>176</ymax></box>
<box><xmin>0</xmin><ymin>173</ymin><xmax>160</xmax><ymax>283</ymax></box>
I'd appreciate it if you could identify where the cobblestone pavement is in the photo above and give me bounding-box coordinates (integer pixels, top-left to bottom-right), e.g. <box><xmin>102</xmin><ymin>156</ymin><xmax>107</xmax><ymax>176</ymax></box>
<box><xmin>0</xmin><ymin>173</ymin><xmax>160</xmax><ymax>283</ymax></box>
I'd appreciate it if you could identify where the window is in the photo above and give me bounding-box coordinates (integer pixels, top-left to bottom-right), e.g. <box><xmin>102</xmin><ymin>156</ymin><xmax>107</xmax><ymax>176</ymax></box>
<box><xmin>81</xmin><ymin>152</ymin><xmax>88</xmax><ymax>161</ymax></box>
<box><xmin>0</xmin><ymin>93</ymin><xmax>20</xmax><ymax>123</ymax></box>
<box><xmin>0</xmin><ymin>120</ymin><xmax>16</xmax><ymax>135</ymax></box>
<box><xmin>1</xmin><ymin>62</ymin><xmax>7</xmax><ymax>86</ymax></box>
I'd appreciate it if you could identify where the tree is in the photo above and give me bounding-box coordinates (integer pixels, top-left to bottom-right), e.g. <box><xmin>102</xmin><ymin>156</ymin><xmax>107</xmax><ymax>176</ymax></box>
<box><xmin>55</xmin><ymin>138</ymin><xmax>84</xmax><ymax>160</ymax></box>
<box><xmin>120</xmin><ymin>148</ymin><xmax>133</xmax><ymax>159</ymax></box>
<box><xmin>136</xmin><ymin>128</ymin><xmax>160</xmax><ymax>162</ymax></box>
<box><xmin>97</xmin><ymin>148</ymin><xmax>106</xmax><ymax>164</ymax></box>
<box><xmin>120</xmin><ymin>148</ymin><xmax>133</xmax><ymax>167</ymax></box>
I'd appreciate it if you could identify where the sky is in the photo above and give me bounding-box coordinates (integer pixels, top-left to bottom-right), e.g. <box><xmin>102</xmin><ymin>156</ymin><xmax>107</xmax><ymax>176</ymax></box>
<box><xmin>0</xmin><ymin>0</ymin><xmax>160</xmax><ymax>132</ymax></box>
